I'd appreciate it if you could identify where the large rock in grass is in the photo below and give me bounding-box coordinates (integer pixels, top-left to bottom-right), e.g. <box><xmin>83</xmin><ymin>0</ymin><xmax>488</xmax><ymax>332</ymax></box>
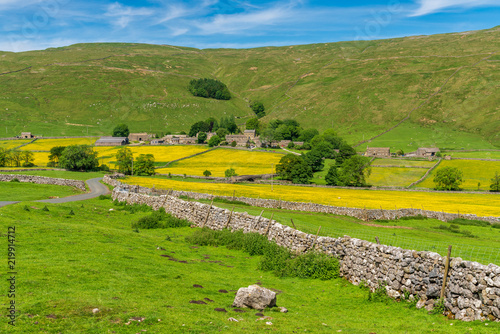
<box><xmin>232</xmin><ymin>285</ymin><xmax>277</xmax><ymax>310</ymax></box>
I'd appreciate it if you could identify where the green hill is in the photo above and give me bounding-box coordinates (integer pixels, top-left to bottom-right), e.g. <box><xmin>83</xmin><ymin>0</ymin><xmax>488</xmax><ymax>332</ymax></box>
<box><xmin>1</xmin><ymin>26</ymin><xmax>499</xmax><ymax>149</ymax></box>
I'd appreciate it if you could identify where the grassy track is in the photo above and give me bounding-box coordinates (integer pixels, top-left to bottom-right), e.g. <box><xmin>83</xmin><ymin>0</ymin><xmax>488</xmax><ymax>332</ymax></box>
<box><xmin>1</xmin><ymin>198</ymin><xmax>498</xmax><ymax>333</ymax></box>
<box><xmin>122</xmin><ymin>176</ymin><xmax>500</xmax><ymax>217</ymax></box>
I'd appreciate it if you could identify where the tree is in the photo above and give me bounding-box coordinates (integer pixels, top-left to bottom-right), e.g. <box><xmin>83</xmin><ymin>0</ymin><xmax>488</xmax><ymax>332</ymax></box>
<box><xmin>208</xmin><ymin>135</ymin><xmax>221</xmax><ymax>147</ymax></box>
<box><xmin>189</xmin><ymin>121</ymin><xmax>210</xmax><ymax>137</ymax></box>
<box><xmin>299</xmin><ymin>128</ymin><xmax>319</xmax><ymax>143</ymax></box>
<box><xmin>197</xmin><ymin>132</ymin><xmax>207</xmax><ymax>144</ymax></box>
<box><xmin>113</xmin><ymin>124</ymin><xmax>129</xmax><ymax>137</ymax></box>
<box><xmin>216</xmin><ymin>127</ymin><xmax>228</xmax><ymax>140</ymax></box>
<box><xmin>304</xmin><ymin>149</ymin><xmax>324</xmax><ymax>172</ymax></box>
<box><xmin>490</xmin><ymin>171</ymin><xmax>500</xmax><ymax>192</ymax></box>
<box><xmin>0</xmin><ymin>148</ymin><xmax>8</xmax><ymax>167</ymax></box>
<box><xmin>338</xmin><ymin>155</ymin><xmax>371</xmax><ymax>187</ymax></box>
<box><xmin>48</xmin><ymin>146</ymin><xmax>66</xmax><ymax>166</ymax></box>
<box><xmin>396</xmin><ymin>149</ymin><xmax>404</xmax><ymax>156</ymax></box>
<box><xmin>22</xmin><ymin>151</ymin><xmax>35</xmax><ymax>167</ymax></box>
<box><xmin>188</xmin><ymin>78</ymin><xmax>231</xmax><ymax>100</ymax></box>
<box><xmin>59</xmin><ymin>145</ymin><xmax>99</xmax><ymax>171</ymax></box>
<box><xmin>8</xmin><ymin>150</ymin><xmax>23</xmax><ymax>167</ymax></box>
<box><xmin>134</xmin><ymin>154</ymin><xmax>155</xmax><ymax>176</ymax></box>
<box><xmin>335</xmin><ymin>142</ymin><xmax>356</xmax><ymax>165</ymax></box>
<box><xmin>225</xmin><ymin>168</ymin><xmax>238</xmax><ymax>178</ymax></box>
<box><xmin>276</xmin><ymin>154</ymin><xmax>313</xmax><ymax>184</ymax></box>
<box><xmin>250</xmin><ymin>101</ymin><xmax>265</xmax><ymax>118</ymax></box>
<box><xmin>203</xmin><ymin>170</ymin><xmax>212</xmax><ymax>177</ymax></box>
<box><xmin>433</xmin><ymin>166</ymin><xmax>463</xmax><ymax>191</ymax></box>
<box><xmin>231</xmin><ymin>141</ymin><xmax>237</xmax><ymax>147</ymax></box>
<box><xmin>246</xmin><ymin>118</ymin><xmax>260</xmax><ymax>134</ymax></box>
<box><xmin>115</xmin><ymin>147</ymin><xmax>134</xmax><ymax>175</ymax></box>
<box><xmin>325</xmin><ymin>165</ymin><xmax>340</xmax><ymax>186</ymax></box>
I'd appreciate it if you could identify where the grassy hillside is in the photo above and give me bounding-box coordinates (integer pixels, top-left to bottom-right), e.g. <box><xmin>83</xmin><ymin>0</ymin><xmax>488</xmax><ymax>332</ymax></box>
<box><xmin>1</xmin><ymin>26</ymin><xmax>499</xmax><ymax>149</ymax></box>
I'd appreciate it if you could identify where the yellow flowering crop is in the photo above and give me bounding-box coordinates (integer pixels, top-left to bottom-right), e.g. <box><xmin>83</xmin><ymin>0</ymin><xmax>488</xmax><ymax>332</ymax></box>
<box><xmin>20</xmin><ymin>138</ymin><xmax>98</xmax><ymax>151</ymax></box>
<box><xmin>94</xmin><ymin>145</ymin><xmax>209</xmax><ymax>168</ymax></box>
<box><xmin>367</xmin><ymin>167</ymin><xmax>427</xmax><ymax>187</ymax></box>
<box><xmin>122</xmin><ymin>176</ymin><xmax>500</xmax><ymax>217</ymax></box>
<box><xmin>372</xmin><ymin>158</ymin><xmax>435</xmax><ymax>168</ymax></box>
<box><xmin>0</xmin><ymin>140</ymin><xmax>31</xmax><ymax>150</ymax></box>
<box><xmin>156</xmin><ymin>148</ymin><xmax>284</xmax><ymax>176</ymax></box>
<box><xmin>418</xmin><ymin>160</ymin><xmax>500</xmax><ymax>191</ymax></box>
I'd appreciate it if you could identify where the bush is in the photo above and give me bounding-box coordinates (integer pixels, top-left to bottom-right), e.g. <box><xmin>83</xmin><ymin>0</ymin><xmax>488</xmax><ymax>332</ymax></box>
<box><xmin>448</xmin><ymin>218</ymin><xmax>490</xmax><ymax>227</ymax></box>
<box><xmin>10</xmin><ymin>178</ymin><xmax>20</xmax><ymax>183</ymax></box>
<box><xmin>231</xmin><ymin>141</ymin><xmax>237</xmax><ymax>147</ymax></box>
<box><xmin>113</xmin><ymin>200</ymin><xmax>152</xmax><ymax>213</ymax></box>
<box><xmin>186</xmin><ymin>228</ymin><xmax>339</xmax><ymax>280</ymax></box>
<box><xmin>99</xmin><ymin>164</ymin><xmax>110</xmax><ymax>172</ymax></box>
<box><xmin>132</xmin><ymin>209</ymin><xmax>190</xmax><ymax>229</ymax></box>
<box><xmin>398</xmin><ymin>214</ymin><xmax>428</xmax><ymax>221</ymax></box>
<box><xmin>188</xmin><ymin>78</ymin><xmax>231</xmax><ymax>100</ymax></box>
<box><xmin>213</xmin><ymin>197</ymin><xmax>249</xmax><ymax>206</ymax></box>
<box><xmin>98</xmin><ymin>194</ymin><xmax>111</xmax><ymax>200</ymax></box>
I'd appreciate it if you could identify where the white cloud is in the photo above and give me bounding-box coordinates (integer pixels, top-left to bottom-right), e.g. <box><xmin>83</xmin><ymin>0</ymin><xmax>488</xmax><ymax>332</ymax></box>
<box><xmin>104</xmin><ymin>2</ymin><xmax>154</xmax><ymax>29</ymax></box>
<box><xmin>410</xmin><ymin>0</ymin><xmax>500</xmax><ymax>17</ymax></box>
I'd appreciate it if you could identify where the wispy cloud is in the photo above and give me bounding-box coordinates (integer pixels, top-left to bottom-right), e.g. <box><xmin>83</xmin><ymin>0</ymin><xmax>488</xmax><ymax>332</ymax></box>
<box><xmin>410</xmin><ymin>0</ymin><xmax>500</xmax><ymax>17</ymax></box>
<box><xmin>104</xmin><ymin>2</ymin><xmax>154</xmax><ymax>29</ymax></box>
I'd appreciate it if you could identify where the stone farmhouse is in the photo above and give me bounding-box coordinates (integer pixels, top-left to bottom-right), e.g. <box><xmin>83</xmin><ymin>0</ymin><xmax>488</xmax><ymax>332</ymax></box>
<box><xmin>365</xmin><ymin>147</ymin><xmax>391</xmax><ymax>157</ymax></box>
<box><xmin>226</xmin><ymin>134</ymin><xmax>251</xmax><ymax>147</ymax></box>
<box><xmin>20</xmin><ymin>132</ymin><xmax>35</xmax><ymax>139</ymax></box>
<box><xmin>128</xmin><ymin>133</ymin><xmax>151</xmax><ymax>142</ymax></box>
<box><xmin>95</xmin><ymin>137</ymin><xmax>129</xmax><ymax>146</ymax></box>
<box><xmin>416</xmin><ymin>147</ymin><xmax>440</xmax><ymax>157</ymax></box>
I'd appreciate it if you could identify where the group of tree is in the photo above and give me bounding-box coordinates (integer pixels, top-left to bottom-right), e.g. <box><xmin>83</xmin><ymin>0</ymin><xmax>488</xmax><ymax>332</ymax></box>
<box><xmin>275</xmin><ymin>126</ymin><xmax>370</xmax><ymax>186</ymax></box>
<box><xmin>188</xmin><ymin>78</ymin><xmax>231</xmax><ymax>100</ymax></box>
<box><xmin>113</xmin><ymin>124</ymin><xmax>130</xmax><ymax>137</ymax></box>
<box><xmin>433</xmin><ymin>167</ymin><xmax>500</xmax><ymax>192</ymax></box>
<box><xmin>188</xmin><ymin>116</ymin><xmax>239</xmax><ymax>145</ymax></box>
<box><xmin>250</xmin><ymin>101</ymin><xmax>266</xmax><ymax>118</ymax></box>
<box><xmin>115</xmin><ymin>147</ymin><xmax>155</xmax><ymax>176</ymax></box>
<box><xmin>0</xmin><ymin>148</ymin><xmax>35</xmax><ymax>167</ymax></box>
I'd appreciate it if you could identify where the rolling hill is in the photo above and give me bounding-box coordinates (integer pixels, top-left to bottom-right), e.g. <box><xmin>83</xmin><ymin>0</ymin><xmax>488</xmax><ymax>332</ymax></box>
<box><xmin>1</xmin><ymin>26</ymin><xmax>499</xmax><ymax>149</ymax></box>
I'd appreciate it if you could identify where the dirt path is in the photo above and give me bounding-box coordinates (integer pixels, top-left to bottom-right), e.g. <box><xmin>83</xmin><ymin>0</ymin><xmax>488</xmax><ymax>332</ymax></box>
<box><xmin>0</xmin><ymin>177</ymin><xmax>109</xmax><ymax>208</ymax></box>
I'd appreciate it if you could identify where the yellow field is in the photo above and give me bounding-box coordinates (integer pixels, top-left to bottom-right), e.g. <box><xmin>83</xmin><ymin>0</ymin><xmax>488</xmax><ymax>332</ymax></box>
<box><xmin>20</xmin><ymin>138</ymin><xmax>98</xmax><ymax>151</ymax></box>
<box><xmin>94</xmin><ymin>145</ymin><xmax>209</xmax><ymax>168</ymax></box>
<box><xmin>418</xmin><ymin>160</ymin><xmax>500</xmax><ymax>191</ymax></box>
<box><xmin>0</xmin><ymin>140</ymin><xmax>31</xmax><ymax>150</ymax></box>
<box><xmin>122</xmin><ymin>177</ymin><xmax>500</xmax><ymax>217</ymax></box>
<box><xmin>156</xmin><ymin>149</ymin><xmax>284</xmax><ymax>176</ymax></box>
<box><xmin>367</xmin><ymin>167</ymin><xmax>427</xmax><ymax>187</ymax></box>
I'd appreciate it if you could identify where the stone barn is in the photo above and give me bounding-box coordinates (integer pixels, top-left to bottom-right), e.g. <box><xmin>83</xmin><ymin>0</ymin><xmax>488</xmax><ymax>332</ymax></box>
<box><xmin>95</xmin><ymin>137</ymin><xmax>129</xmax><ymax>146</ymax></box>
<box><xmin>128</xmin><ymin>133</ymin><xmax>151</xmax><ymax>142</ymax></box>
<box><xmin>20</xmin><ymin>132</ymin><xmax>34</xmax><ymax>139</ymax></box>
<box><xmin>416</xmin><ymin>147</ymin><xmax>440</xmax><ymax>157</ymax></box>
<box><xmin>365</xmin><ymin>147</ymin><xmax>391</xmax><ymax>157</ymax></box>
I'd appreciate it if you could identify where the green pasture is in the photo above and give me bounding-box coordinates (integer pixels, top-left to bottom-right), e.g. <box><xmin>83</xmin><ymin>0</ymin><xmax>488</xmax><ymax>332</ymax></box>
<box><xmin>0</xmin><ymin>181</ymin><xmax>83</xmax><ymax>201</ymax></box>
<box><xmin>444</xmin><ymin>151</ymin><xmax>500</xmax><ymax>159</ymax></box>
<box><xmin>0</xmin><ymin>170</ymin><xmax>106</xmax><ymax>181</ymax></box>
<box><xmin>367</xmin><ymin>167</ymin><xmax>428</xmax><ymax>187</ymax></box>
<box><xmin>1</xmin><ymin>198</ymin><xmax>499</xmax><ymax>333</ymax></box>
<box><xmin>371</xmin><ymin>158</ymin><xmax>436</xmax><ymax>168</ymax></box>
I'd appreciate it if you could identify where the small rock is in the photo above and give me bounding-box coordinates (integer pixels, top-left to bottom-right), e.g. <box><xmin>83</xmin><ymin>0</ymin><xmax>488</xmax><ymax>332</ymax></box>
<box><xmin>279</xmin><ymin>306</ymin><xmax>288</xmax><ymax>313</ymax></box>
<box><xmin>92</xmin><ymin>308</ymin><xmax>99</xmax><ymax>314</ymax></box>
<box><xmin>228</xmin><ymin>317</ymin><xmax>238</xmax><ymax>322</ymax></box>
<box><xmin>233</xmin><ymin>285</ymin><xmax>277</xmax><ymax>310</ymax></box>
<box><xmin>266</xmin><ymin>322</ymin><xmax>272</xmax><ymax>325</ymax></box>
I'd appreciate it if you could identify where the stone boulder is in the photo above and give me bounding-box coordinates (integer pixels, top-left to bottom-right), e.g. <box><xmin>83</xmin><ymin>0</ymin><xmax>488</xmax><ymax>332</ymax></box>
<box><xmin>232</xmin><ymin>285</ymin><xmax>277</xmax><ymax>310</ymax></box>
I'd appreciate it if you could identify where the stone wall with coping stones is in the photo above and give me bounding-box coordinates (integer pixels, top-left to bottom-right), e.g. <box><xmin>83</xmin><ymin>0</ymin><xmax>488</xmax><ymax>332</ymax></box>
<box><xmin>110</xmin><ymin>186</ymin><xmax>500</xmax><ymax>322</ymax></box>
<box><xmin>0</xmin><ymin>174</ymin><xmax>86</xmax><ymax>191</ymax></box>
<box><xmin>102</xmin><ymin>175</ymin><xmax>500</xmax><ymax>225</ymax></box>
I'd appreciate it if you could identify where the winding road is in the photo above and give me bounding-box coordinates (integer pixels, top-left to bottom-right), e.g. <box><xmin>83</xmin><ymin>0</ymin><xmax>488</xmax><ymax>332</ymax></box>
<box><xmin>0</xmin><ymin>177</ymin><xmax>110</xmax><ymax>208</ymax></box>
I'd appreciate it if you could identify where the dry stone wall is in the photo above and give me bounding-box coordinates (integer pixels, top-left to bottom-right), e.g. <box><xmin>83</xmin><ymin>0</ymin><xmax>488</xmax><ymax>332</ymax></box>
<box><xmin>110</xmin><ymin>186</ymin><xmax>500</xmax><ymax>322</ymax></box>
<box><xmin>0</xmin><ymin>174</ymin><xmax>86</xmax><ymax>191</ymax></box>
<box><xmin>103</xmin><ymin>175</ymin><xmax>500</xmax><ymax>225</ymax></box>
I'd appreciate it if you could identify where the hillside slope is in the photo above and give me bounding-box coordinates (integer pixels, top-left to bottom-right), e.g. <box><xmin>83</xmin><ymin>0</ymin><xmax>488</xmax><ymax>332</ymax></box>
<box><xmin>1</xmin><ymin>27</ymin><xmax>499</xmax><ymax>148</ymax></box>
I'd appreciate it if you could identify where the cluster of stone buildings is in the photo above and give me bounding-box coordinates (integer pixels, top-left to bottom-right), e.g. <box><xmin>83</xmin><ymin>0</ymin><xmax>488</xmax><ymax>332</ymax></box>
<box><xmin>365</xmin><ymin>146</ymin><xmax>440</xmax><ymax>158</ymax></box>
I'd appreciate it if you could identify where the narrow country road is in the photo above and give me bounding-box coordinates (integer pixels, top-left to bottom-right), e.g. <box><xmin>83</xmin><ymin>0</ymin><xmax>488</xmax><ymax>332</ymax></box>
<box><xmin>0</xmin><ymin>177</ymin><xmax>110</xmax><ymax>208</ymax></box>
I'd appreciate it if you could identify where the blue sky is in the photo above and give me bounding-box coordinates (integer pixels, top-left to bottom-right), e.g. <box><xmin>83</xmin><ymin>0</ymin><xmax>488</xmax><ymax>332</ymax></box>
<box><xmin>1</xmin><ymin>0</ymin><xmax>499</xmax><ymax>52</ymax></box>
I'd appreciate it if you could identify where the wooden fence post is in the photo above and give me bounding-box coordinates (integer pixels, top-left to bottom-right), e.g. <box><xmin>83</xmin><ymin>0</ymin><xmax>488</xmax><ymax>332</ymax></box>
<box><xmin>290</xmin><ymin>218</ymin><xmax>297</xmax><ymax>230</ymax></box>
<box><xmin>224</xmin><ymin>206</ymin><xmax>235</xmax><ymax>229</ymax></box>
<box><xmin>440</xmin><ymin>245</ymin><xmax>452</xmax><ymax>300</ymax></box>
<box><xmin>264</xmin><ymin>213</ymin><xmax>274</xmax><ymax>236</ymax></box>
<box><xmin>375</xmin><ymin>236</ymin><xmax>381</xmax><ymax>245</ymax></box>
<box><xmin>201</xmin><ymin>198</ymin><xmax>214</xmax><ymax>228</ymax></box>
<box><xmin>310</xmin><ymin>226</ymin><xmax>322</xmax><ymax>250</ymax></box>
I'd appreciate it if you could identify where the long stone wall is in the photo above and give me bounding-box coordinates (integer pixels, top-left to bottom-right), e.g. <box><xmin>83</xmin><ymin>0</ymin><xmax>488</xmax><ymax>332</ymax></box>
<box><xmin>110</xmin><ymin>186</ymin><xmax>500</xmax><ymax>322</ymax></box>
<box><xmin>0</xmin><ymin>174</ymin><xmax>86</xmax><ymax>191</ymax></box>
<box><xmin>103</xmin><ymin>175</ymin><xmax>500</xmax><ymax>225</ymax></box>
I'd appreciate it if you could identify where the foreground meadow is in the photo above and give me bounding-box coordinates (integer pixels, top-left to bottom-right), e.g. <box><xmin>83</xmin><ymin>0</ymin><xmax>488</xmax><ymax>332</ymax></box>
<box><xmin>0</xmin><ymin>181</ymin><xmax>82</xmax><ymax>201</ymax></box>
<box><xmin>156</xmin><ymin>148</ymin><xmax>284</xmax><ymax>177</ymax></box>
<box><xmin>1</xmin><ymin>198</ymin><xmax>498</xmax><ymax>333</ymax></box>
<box><xmin>122</xmin><ymin>176</ymin><xmax>500</xmax><ymax>217</ymax></box>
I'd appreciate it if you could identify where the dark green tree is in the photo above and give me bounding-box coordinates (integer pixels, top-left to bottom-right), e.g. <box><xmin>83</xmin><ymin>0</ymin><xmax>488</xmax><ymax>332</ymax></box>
<box><xmin>112</xmin><ymin>124</ymin><xmax>129</xmax><ymax>137</ymax></box>
<box><xmin>134</xmin><ymin>154</ymin><xmax>155</xmax><ymax>176</ymax></box>
<box><xmin>115</xmin><ymin>147</ymin><xmax>134</xmax><ymax>175</ymax></box>
<box><xmin>220</xmin><ymin>116</ymin><xmax>239</xmax><ymax>134</ymax></box>
<box><xmin>189</xmin><ymin>121</ymin><xmax>210</xmax><ymax>137</ymax></box>
<box><xmin>325</xmin><ymin>165</ymin><xmax>340</xmax><ymax>186</ymax></box>
<box><xmin>433</xmin><ymin>167</ymin><xmax>463</xmax><ymax>191</ymax></box>
<box><xmin>335</xmin><ymin>142</ymin><xmax>356</xmax><ymax>165</ymax></box>
<box><xmin>21</xmin><ymin>151</ymin><xmax>35</xmax><ymax>167</ymax></box>
<box><xmin>208</xmin><ymin>135</ymin><xmax>221</xmax><ymax>147</ymax></box>
<box><xmin>203</xmin><ymin>170</ymin><xmax>212</xmax><ymax>177</ymax></box>
<box><xmin>0</xmin><ymin>148</ymin><xmax>8</xmax><ymax>167</ymax></box>
<box><xmin>188</xmin><ymin>78</ymin><xmax>231</xmax><ymax>100</ymax></box>
<box><xmin>48</xmin><ymin>146</ymin><xmax>66</xmax><ymax>166</ymax></box>
<box><xmin>205</xmin><ymin>117</ymin><xmax>219</xmax><ymax>132</ymax></box>
<box><xmin>246</xmin><ymin>118</ymin><xmax>260</xmax><ymax>134</ymax></box>
<box><xmin>299</xmin><ymin>128</ymin><xmax>319</xmax><ymax>143</ymax></box>
<box><xmin>338</xmin><ymin>155</ymin><xmax>371</xmax><ymax>187</ymax></box>
<box><xmin>225</xmin><ymin>168</ymin><xmax>238</xmax><ymax>178</ymax></box>
<box><xmin>197</xmin><ymin>132</ymin><xmax>207</xmax><ymax>144</ymax></box>
<box><xmin>216</xmin><ymin>127</ymin><xmax>228</xmax><ymax>140</ymax></box>
<box><xmin>490</xmin><ymin>171</ymin><xmax>500</xmax><ymax>192</ymax></box>
<box><xmin>250</xmin><ymin>101</ymin><xmax>265</xmax><ymax>118</ymax></box>
<box><xmin>276</xmin><ymin>154</ymin><xmax>313</xmax><ymax>184</ymax></box>
<box><xmin>304</xmin><ymin>149</ymin><xmax>324</xmax><ymax>172</ymax></box>
<box><xmin>59</xmin><ymin>145</ymin><xmax>99</xmax><ymax>171</ymax></box>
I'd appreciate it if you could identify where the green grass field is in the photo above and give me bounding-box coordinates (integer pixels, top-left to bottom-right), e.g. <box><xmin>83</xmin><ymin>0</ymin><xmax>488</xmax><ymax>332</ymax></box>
<box><xmin>0</xmin><ymin>170</ymin><xmax>106</xmax><ymax>181</ymax></box>
<box><xmin>0</xmin><ymin>181</ymin><xmax>83</xmax><ymax>201</ymax></box>
<box><xmin>1</xmin><ymin>198</ymin><xmax>499</xmax><ymax>333</ymax></box>
<box><xmin>367</xmin><ymin>167</ymin><xmax>428</xmax><ymax>187</ymax></box>
<box><xmin>371</xmin><ymin>158</ymin><xmax>436</xmax><ymax>167</ymax></box>
<box><xmin>444</xmin><ymin>151</ymin><xmax>500</xmax><ymax>159</ymax></box>
<box><xmin>417</xmin><ymin>160</ymin><xmax>500</xmax><ymax>191</ymax></box>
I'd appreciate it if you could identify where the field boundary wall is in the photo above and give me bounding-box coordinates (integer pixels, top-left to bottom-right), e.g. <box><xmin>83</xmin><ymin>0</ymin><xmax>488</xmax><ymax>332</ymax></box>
<box><xmin>110</xmin><ymin>185</ymin><xmax>500</xmax><ymax>322</ymax></box>
<box><xmin>103</xmin><ymin>175</ymin><xmax>500</xmax><ymax>225</ymax></box>
<box><xmin>0</xmin><ymin>174</ymin><xmax>86</xmax><ymax>191</ymax></box>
